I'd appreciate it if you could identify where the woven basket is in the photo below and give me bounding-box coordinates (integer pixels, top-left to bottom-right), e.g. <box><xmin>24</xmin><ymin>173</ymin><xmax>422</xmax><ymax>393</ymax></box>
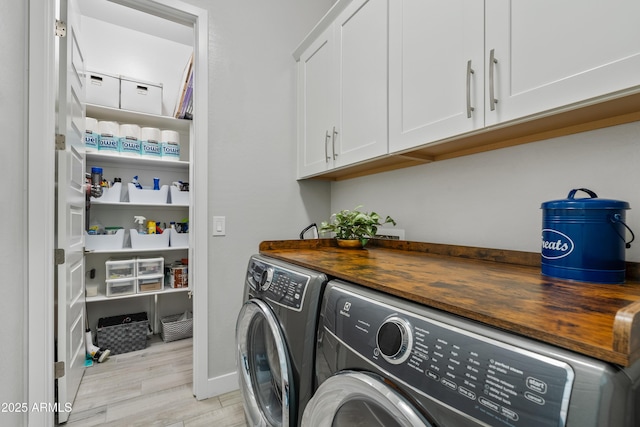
<box><xmin>97</xmin><ymin>312</ymin><xmax>148</xmax><ymax>355</ymax></box>
<box><xmin>160</xmin><ymin>313</ymin><xmax>193</xmax><ymax>342</ymax></box>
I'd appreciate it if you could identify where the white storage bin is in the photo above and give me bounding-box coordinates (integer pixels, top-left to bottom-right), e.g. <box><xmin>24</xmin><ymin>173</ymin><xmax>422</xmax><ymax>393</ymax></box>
<box><xmin>137</xmin><ymin>275</ymin><xmax>164</xmax><ymax>293</ymax></box>
<box><xmin>127</xmin><ymin>183</ymin><xmax>169</xmax><ymax>204</ymax></box>
<box><xmin>86</xmin><ymin>283</ymin><xmax>99</xmax><ymax>297</ymax></box>
<box><xmin>85</xmin><ymin>228</ymin><xmax>125</xmax><ymax>251</ymax></box>
<box><xmin>105</xmin><ymin>258</ymin><xmax>136</xmax><ymax>279</ymax></box>
<box><xmin>86</xmin><ymin>71</ymin><xmax>120</xmax><ymax>108</ymax></box>
<box><xmin>129</xmin><ymin>229</ymin><xmax>170</xmax><ymax>249</ymax></box>
<box><xmin>91</xmin><ymin>182</ymin><xmax>123</xmax><ymax>203</ymax></box>
<box><xmin>137</xmin><ymin>257</ymin><xmax>164</xmax><ymax>277</ymax></box>
<box><xmin>120</xmin><ymin>76</ymin><xmax>163</xmax><ymax>115</ymax></box>
<box><xmin>106</xmin><ymin>277</ymin><xmax>136</xmax><ymax>297</ymax></box>
<box><xmin>169</xmin><ymin>228</ymin><xmax>189</xmax><ymax>248</ymax></box>
<box><xmin>169</xmin><ymin>186</ymin><xmax>189</xmax><ymax>205</ymax></box>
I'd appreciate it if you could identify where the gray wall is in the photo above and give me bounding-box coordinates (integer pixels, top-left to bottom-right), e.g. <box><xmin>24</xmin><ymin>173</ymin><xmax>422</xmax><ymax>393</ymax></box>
<box><xmin>0</xmin><ymin>1</ymin><xmax>27</xmax><ymax>425</ymax></box>
<box><xmin>180</xmin><ymin>0</ymin><xmax>334</xmax><ymax>379</ymax></box>
<box><xmin>331</xmin><ymin>121</ymin><xmax>640</xmax><ymax>261</ymax></box>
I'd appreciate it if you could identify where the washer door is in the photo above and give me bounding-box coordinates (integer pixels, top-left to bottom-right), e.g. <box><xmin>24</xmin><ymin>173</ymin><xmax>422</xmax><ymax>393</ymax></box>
<box><xmin>236</xmin><ymin>299</ymin><xmax>294</xmax><ymax>427</ymax></box>
<box><xmin>302</xmin><ymin>371</ymin><xmax>435</xmax><ymax>427</ymax></box>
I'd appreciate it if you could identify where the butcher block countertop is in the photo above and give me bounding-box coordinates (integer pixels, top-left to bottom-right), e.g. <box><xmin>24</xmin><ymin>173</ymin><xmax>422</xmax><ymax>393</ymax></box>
<box><xmin>259</xmin><ymin>239</ymin><xmax>640</xmax><ymax>367</ymax></box>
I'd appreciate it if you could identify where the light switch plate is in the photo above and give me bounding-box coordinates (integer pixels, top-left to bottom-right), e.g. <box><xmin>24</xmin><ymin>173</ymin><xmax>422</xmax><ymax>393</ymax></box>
<box><xmin>213</xmin><ymin>216</ymin><xmax>225</xmax><ymax>236</ymax></box>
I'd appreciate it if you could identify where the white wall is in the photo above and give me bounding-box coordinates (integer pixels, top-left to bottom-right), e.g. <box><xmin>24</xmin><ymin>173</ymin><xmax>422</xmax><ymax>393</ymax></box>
<box><xmin>0</xmin><ymin>0</ymin><xmax>27</xmax><ymax>425</ymax></box>
<box><xmin>331</xmin><ymin>121</ymin><xmax>640</xmax><ymax>261</ymax></box>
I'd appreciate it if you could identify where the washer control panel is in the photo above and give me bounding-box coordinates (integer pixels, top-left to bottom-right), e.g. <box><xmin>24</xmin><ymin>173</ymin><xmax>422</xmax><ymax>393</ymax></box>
<box><xmin>323</xmin><ymin>283</ymin><xmax>575</xmax><ymax>427</ymax></box>
<box><xmin>247</xmin><ymin>259</ymin><xmax>309</xmax><ymax>311</ymax></box>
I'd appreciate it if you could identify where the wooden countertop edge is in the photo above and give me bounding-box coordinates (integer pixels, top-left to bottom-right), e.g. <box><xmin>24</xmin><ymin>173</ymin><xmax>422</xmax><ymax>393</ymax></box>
<box><xmin>259</xmin><ymin>239</ymin><xmax>640</xmax><ymax>366</ymax></box>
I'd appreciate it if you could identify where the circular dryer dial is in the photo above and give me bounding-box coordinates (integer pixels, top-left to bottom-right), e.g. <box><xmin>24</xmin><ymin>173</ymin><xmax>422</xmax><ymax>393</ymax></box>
<box><xmin>376</xmin><ymin>316</ymin><xmax>413</xmax><ymax>365</ymax></box>
<box><xmin>259</xmin><ymin>267</ymin><xmax>274</xmax><ymax>291</ymax></box>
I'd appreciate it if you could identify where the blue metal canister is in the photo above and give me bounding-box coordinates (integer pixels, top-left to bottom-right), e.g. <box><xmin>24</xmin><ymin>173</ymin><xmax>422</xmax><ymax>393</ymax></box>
<box><xmin>540</xmin><ymin>188</ymin><xmax>634</xmax><ymax>283</ymax></box>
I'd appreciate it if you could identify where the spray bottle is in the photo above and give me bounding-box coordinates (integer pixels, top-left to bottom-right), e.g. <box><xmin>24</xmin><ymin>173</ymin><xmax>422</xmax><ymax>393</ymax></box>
<box><xmin>132</xmin><ymin>175</ymin><xmax>143</xmax><ymax>189</ymax></box>
<box><xmin>134</xmin><ymin>216</ymin><xmax>146</xmax><ymax>234</ymax></box>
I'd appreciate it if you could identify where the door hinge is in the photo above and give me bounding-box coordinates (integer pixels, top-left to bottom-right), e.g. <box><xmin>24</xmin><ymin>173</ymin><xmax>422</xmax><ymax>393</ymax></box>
<box><xmin>55</xmin><ymin>134</ymin><xmax>66</xmax><ymax>151</ymax></box>
<box><xmin>55</xmin><ymin>249</ymin><xmax>65</xmax><ymax>265</ymax></box>
<box><xmin>54</xmin><ymin>361</ymin><xmax>65</xmax><ymax>379</ymax></box>
<box><xmin>55</xmin><ymin>20</ymin><xmax>67</xmax><ymax>38</ymax></box>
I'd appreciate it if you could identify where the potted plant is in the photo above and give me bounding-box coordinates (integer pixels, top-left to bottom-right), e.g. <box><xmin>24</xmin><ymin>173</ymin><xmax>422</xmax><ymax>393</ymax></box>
<box><xmin>320</xmin><ymin>206</ymin><xmax>396</xmax><ymax>248</ymax></box>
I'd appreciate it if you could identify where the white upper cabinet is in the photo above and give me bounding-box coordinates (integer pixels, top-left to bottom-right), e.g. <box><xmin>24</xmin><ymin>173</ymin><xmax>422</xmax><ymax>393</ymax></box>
<box><xmin>389</xmin><ymin>0</ymin><xmax>484</xmax><ymax>153</ymax></box>
<box><xmin>297</xmin><ymin>0</ymin><xmax>388</xmax><ymax>178</ymax></box>
<box><xmin>486</xmin><ymin>0</ymin><xmax>640</xmax><ymax>126</ymax></box>
<box><xmin>390</xmin><ymin>0</ymin><xmax>640</xmax><ymax>154</ymax></box>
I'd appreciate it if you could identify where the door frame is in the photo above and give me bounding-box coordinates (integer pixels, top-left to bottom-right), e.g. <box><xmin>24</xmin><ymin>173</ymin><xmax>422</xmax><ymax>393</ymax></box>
<box><xmin>27</xmin><ymin>1</ymin><xmax>210</xmax><ymax>424</ymax></box>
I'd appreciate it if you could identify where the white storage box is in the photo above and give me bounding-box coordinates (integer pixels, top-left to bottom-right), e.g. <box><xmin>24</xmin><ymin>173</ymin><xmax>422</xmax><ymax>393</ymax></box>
<box><xmin>91</xmin><ymin>182</ymin><xmax>123</xmax><ymax>203</ymax></box>
<box><xmin>129</xmin><ymin>229</ymin><xmax>170</xmax><ymax>250</ymax></box>
<box><xmin>86</xmin><ymin>283</ymin><xmax>99</xmax><ymax>297</ymax></box>
<box><xmin>137</xmin><ymin>257</ymin><xmax>164</xmax><ymax>277</ymax></box>
<box><xmin>120</xmin><ymin>76</ymin><xmax>163</xmax><ymax>115</ymax></box>
<box><xmin>85</xmin><ymin>228</ymin><xmax>125</xmax><ymax>251</ymax></box>
<box><xmin>169</xmin><ymin>186</ymin><xmax>189</xmax><ymax>205</ymax></box>
<box><xmin>169</xmin><ymin>228</ymin><xmax>189</xmax><ymax>248</ymax></box>
<box><xmin>127</xmin><ymin>183</ymin><xmax>169</xmax><ymax>204</ymax></box>
<box><xmin>106</xmin><ymin>277</ymin><xmax>136</xmax><ymax>297</ymax></box>
<box><xmin>106</xmin><ymin>258</ymin><xmax>136</xmax><ymax>279</ymax></box>
<box><xmin>86</xmin><ymin>72</ymin><xmax>120</xmax><ymax>108</ymax></box>
<box><xmin>137</xmin><ymin>275</ymin><xmax>164</xmax><ymax>293</ymax></box>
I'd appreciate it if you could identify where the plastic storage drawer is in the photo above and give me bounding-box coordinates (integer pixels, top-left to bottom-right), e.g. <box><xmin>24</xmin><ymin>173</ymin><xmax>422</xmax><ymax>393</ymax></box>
<box><xmin>106</xmin><ymin>277</ymin><xmax>136</xmax><ymax>297</ymax></box>
<box><xmin>137</xmin><ymin>275</ymin><xmax>164</xmax><ymax>293</ymax></box>
<box><xmin>137</xmin><ymin>257</ymin><xmax>164</xmax><ymax>277</ymax></box>
<box><xmin>105</xmin><ymin>258</ymin><xmax>136</xmax><ymax>279</ymax></box>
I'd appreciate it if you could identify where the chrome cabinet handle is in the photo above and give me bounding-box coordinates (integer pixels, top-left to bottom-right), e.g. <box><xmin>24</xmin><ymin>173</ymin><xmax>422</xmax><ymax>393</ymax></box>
<box><xmin>489</xmin><ymin>48</ymin><xmax>498</xmax><ymax>111</ymax></box>
<box><xmin>325</xmin><ymin>130</ymin><xmax>331</xmax><ymax>162</ymax></box>
<box><xmin>466</xmin><ymin>60</ymin><xmax>475</xmax><ymax>118</ymax></box>
<box><xmin>332</xmin><ymin>126</ymin><xmax>338</xmax><ymax>160</ymax></box>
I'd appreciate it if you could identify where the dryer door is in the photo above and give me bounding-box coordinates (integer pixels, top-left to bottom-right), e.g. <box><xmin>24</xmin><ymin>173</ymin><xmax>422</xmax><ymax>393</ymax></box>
<box><xmin>302</xmin><ymin>370</ymin><xmax>435</xmax><ymax>427</ymax></box>
<box><xmin>236</xmin><ymin>299</ymin><xmax>294</xmax><ymax>427</ymax></box>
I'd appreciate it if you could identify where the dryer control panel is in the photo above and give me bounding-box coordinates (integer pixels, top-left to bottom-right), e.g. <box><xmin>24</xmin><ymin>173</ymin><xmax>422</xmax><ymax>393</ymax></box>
<box><xmin>247</xmin><ymin>258</ymin><xmax>309</xmax><ymax>311</ymax></box>
<box><xmin>322</xmin><ymin>282</ymin><xmax>575</xmax><ymax>427</ymax></box>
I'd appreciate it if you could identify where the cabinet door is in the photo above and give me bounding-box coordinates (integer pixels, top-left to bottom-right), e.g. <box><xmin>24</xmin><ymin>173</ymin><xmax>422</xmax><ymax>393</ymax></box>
<box><xmin>389</xmin><ymin>0</ymin><xmax>484</xmax><ymax>153</ymax></box>
<box><xmin>486</xmin><ymin>0</ymin><xmax>640</xmax><ymax>126</ymax></box>
<box><xmin>298</xmin><ymin>27</ymin><xmax>334</xmax><ymax>178</ymax></box>
<box><xmin>334</xmin><ymin>0</ymin><xmax>389</xmax><ymax>166</ymax></box>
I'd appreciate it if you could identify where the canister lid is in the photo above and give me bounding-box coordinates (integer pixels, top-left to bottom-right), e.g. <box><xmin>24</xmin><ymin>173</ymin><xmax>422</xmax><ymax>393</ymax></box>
<box><xmin>541</xmin><ymin>188</ymin><xmax>630</xmax><ymax>210</ymax></box>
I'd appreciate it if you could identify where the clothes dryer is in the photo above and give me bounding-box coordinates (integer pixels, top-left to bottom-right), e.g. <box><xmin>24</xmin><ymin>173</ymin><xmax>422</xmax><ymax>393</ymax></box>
<box><xmin>304</xmin><ymin>279</ymin><xmax>640</xmax><ymax>427</ymax></box>
<box><xmin>236</xmin><ymin>254</ymin><xmax>327</xmax><ymax>426</ymax></box>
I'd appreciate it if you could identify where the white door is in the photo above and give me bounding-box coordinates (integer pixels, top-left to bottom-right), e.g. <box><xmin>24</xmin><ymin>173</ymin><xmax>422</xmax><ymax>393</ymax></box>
<box><xmin>485</xmin><ymin>0</ymin><xmax>640</xmax><ymax>126</ymax></box>
<box><xmin>334</xmin><ymin>0</ymin><xmax>388</xmax><ymax>166</ymax></box>
<box><xmin>55</xmin><ymin>0</ymin><xmax>87</xmax><ymax>422</ymax></box>
<box><xmin>298</xmin><ymin>26</ymin><xmax>334</xmax><ymax>178</ymax></box>
<box><xmin>388</xmin><ymin>0</ymin><xmax>484</xmax><ymax>153</ymax></box>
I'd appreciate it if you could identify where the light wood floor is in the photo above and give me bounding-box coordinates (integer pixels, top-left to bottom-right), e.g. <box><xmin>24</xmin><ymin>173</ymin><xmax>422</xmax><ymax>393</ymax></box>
<box><xmin>63</xmin><ymin>336</ymin><xmax>247</xmax><ymax>427</ymax></box>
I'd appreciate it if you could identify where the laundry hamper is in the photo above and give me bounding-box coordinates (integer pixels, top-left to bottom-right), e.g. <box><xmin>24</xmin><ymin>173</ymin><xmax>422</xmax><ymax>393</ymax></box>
<box><xmin>97</xmin><ymin>312</ymin><xmax>149</xmax><ymax>355</ymax></box>
<box><xmin>160</xmin><ymin>312</ymin><xmax>193</xmax><ymax>343</ymax></box>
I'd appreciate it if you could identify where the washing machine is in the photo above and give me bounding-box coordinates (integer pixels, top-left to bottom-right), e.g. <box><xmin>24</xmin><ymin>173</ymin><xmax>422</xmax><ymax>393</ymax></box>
<box><xmin>303</xmin><ymin>279</ymin><xmax>640</xmax><ymax>427</ymax></box>
<box><xmin>236</xmin><ymin>254</ymin><xmax>327</xmax><ymax>426</ymax></box>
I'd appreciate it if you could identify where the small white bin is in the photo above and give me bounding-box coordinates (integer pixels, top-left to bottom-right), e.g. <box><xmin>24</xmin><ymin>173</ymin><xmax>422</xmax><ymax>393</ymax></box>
<box><xmin>106</xmin><ymin>277</ymin><xmax>136</xmax><ymax>297</ymax></box>
<box><xmin>127</xmin><ymin>183</ymin><xmax>169</xmax><ymax>204</ymax></box>
<box><xmin>86</xmin><ymin>72</ymin><xmax>120</xmax><ymax>108</ymax></box>
<box><xmin>91</xmin><ymin>182</ymin><xmax>123</xmax><ymax>203</ymax></box>
<box><xmin>169</xmin><ymin>229</ymin><xmax>189</xmax><ymax>248</ymax></box>
<box><xmin>85</xmin><ymin>228</ymin><xmax>125</xmax><ymax>251</ymax></box>
<box><xmin>137</xmin><ymin>275</ymin><xmax>164</xmax><ymax>293</ymax></box>
<box><xmin>169</xmin><ymin>186</ymin><xmax>189</xmax><ymax>205</ymax></box>
<box><xmin>129</xmin><ymin>229</ymin><xmax>170</xmax><ymax>250</ymax></box>
<box><xmin>105</xmin><ymin>258</ymin><xmax>136</xmax><ymax>279</ymax></box>
<box><xmin>137</xmin><ymin>257</ymin><xmax>164</xmax><ymax>277</ymax></box>
<box><xmin>120</xmin><ymin>77</ymin><xmax>163</xmax><ymax>115</ymax></box>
